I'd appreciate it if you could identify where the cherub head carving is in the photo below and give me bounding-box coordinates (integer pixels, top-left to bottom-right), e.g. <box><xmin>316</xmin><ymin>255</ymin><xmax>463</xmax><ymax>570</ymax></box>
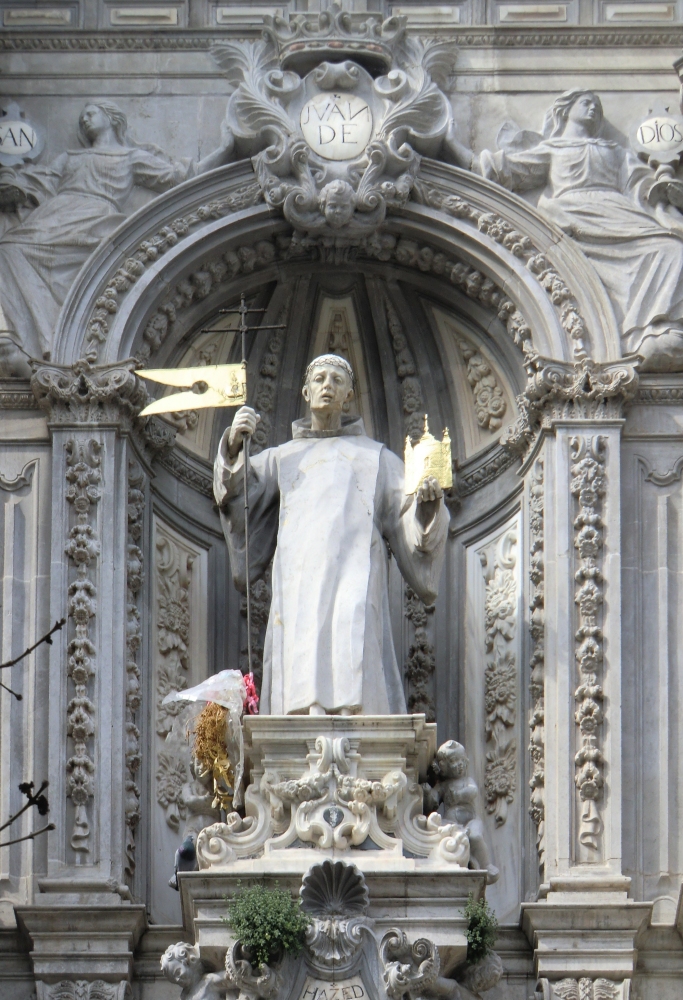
<box><xmin>160</xmin><ymin>941</ymin><xmax>204</xmax><ymax>991</ymax></box>
<box><xmin>318</xmin><ymin>179</ymin><xmax>356</xmax><ymax>230</ymax></box>
<box><xmin>435</xmin><ymin>740</ymin><xmax>469</xmax><ymax>780</ymax></box>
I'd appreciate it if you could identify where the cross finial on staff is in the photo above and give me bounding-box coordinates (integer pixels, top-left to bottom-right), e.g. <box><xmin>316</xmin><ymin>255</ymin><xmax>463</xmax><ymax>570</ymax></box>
<box><xmin>137</xmin><ymin>292</ymin><xmax>287</xmax><ymax>676</ymax></box>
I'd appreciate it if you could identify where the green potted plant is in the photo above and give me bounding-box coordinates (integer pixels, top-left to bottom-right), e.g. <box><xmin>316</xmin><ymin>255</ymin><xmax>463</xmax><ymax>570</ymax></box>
<box><xmin>224</xmin><ymin>882</ymin><xmax>311</xmax><ymax>967</ymax></box>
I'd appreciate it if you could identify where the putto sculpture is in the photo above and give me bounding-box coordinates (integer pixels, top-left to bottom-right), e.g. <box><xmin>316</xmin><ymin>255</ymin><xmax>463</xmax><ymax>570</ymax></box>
<box><xmin>213</xmin><ymin>354</ymin><xmax>449</xmax><ymax>716</ymax></box>
<box><xmin>423</xmin><ymin>740</ymin><xmax>499</xmax><ymax>883</ymax></box>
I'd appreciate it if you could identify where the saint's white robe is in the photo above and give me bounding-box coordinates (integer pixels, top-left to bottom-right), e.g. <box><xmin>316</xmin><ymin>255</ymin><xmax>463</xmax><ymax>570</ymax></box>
<box><xmin>213</xmin><ymin>416</ymin><xmax>449</xmax><ymax>716</ymax></box>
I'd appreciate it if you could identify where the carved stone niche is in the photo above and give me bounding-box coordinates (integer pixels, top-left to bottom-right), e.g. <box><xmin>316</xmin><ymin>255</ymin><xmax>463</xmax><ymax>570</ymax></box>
<box><xmin>178</xmin><ymin>715</ymin><xmax>490</xmax><ymax>977</ymax></box>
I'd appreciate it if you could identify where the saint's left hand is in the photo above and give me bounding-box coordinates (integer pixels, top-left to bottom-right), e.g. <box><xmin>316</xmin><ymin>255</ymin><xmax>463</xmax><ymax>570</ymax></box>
<box><xmin>415</xmin><ymin>476</ymin><xmax>443</xmax><ymax>529</ymax></box>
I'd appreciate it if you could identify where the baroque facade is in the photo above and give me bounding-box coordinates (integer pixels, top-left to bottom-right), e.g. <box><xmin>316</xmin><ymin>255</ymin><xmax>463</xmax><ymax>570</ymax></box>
<box><xmin>1</xmin><ymin>1</ymin><xmax>683</xmax><ymax>998</ymax></box>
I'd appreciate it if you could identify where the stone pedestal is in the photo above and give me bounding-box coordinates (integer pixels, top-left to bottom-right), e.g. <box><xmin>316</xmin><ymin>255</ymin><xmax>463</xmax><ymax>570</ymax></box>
<box><xmin>173</xmin><ymin>714</ymin><xmax>494</xmax><ymax>992</ymax></box>
<box><xmin>15</xmin><ymin>903</ymin><xmax>146</xmax><ymax>997</ymax></box>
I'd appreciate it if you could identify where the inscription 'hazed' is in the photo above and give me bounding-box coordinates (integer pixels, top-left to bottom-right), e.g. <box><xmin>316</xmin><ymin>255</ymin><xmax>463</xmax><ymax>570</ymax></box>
<box><xmin>300</xmin><ymin>977</ymin><xmax>366</xmax><ymax>1000</ymax></box>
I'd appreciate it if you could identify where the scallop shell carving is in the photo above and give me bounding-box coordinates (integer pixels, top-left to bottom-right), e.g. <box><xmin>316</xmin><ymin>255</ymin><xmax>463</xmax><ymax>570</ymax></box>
<box><xmin>300</xmin><ymin>859</ymin><xmax>369</xmax><ymax>917</ymax></box>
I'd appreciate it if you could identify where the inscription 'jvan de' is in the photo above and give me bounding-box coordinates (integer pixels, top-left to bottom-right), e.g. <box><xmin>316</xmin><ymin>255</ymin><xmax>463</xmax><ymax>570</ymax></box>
<box><xmin>300</xmin><ymin>93</ymin><xmax>373</xmax><ymax>161</ymax></box>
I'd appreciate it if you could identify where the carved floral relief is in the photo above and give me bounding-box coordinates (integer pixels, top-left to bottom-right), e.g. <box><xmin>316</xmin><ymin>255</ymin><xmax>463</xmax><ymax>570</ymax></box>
<box><xmin>64</xmin><ymin>439</ymin><xmax>101</xmax><ymax>857</ymax></box>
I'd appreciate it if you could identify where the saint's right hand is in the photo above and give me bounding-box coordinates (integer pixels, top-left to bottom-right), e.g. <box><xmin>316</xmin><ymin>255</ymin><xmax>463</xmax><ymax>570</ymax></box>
<box><xmin>227</xmin><ymin>406</ymin><xmax>261</xmax><ymax>458</ymax></box>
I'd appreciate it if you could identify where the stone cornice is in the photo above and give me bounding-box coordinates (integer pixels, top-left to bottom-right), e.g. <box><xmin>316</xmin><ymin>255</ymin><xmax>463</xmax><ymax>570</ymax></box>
<box><xmin>502</xmin><ymin>357</ymin><xmax>640</xmax><ymax>457</ymax></box>
<box><xmin>2</xmin><ymin>28</ymin><xmax>683</xmax><ymax>51</ymax></box>
<box><xmin>31</xmin><ymin>359</ymin><xmax>148</xmax><ymax>429</ymax></box>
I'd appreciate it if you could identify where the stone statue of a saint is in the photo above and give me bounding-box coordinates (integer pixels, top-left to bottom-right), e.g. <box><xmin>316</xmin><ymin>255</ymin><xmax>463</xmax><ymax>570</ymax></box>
<box><xmin>213</xmin><ymin>355</ymin><xmax>449</xmax><ymax>716</ymax></box>
<box><xmin>447</xmin><ymin>88</ymin><xmax>683</xmax><ymax>371</ymax></box>
<box><xmin>0</xmin><ymin>101</ymin><xmax>234</xmax><ymax>361</ymax></box>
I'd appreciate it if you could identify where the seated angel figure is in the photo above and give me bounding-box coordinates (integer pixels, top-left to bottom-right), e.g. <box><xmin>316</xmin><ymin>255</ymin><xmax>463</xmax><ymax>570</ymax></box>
<box><xmin>213</xmin><ymin>354</ymin><xmax>449</xmax><ymax>717</ymax></box>
<box><xmin>0</xmin><ymin>101</ymin><xmax>234</xmax><ymax>362</ymax></box>
<box><xmin>447</xmin><ymin>88</ymin><xmax>683</xmax><ymax>371</ymax></box>
<box><xmin>423</xmin><ymin>740</ymin><xmax>499</xmax><ymax>883</ymax></box>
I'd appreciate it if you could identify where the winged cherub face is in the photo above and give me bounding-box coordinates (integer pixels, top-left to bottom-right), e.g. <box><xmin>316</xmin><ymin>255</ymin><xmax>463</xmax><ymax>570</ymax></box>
<box><xmin>318</xmin><ymin>180</ymin><xmax>356</xmax><ymax>229</ymax></box>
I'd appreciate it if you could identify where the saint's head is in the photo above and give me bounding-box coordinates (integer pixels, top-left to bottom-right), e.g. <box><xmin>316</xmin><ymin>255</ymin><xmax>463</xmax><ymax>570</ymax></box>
<box><xmin>302</xmin><ymin>355</ymin><xmax>355</xmax><ymax>426</ymax></box>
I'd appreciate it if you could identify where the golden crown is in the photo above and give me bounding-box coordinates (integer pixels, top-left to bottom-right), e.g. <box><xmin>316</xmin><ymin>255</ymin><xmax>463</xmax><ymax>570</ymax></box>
<box><xmin>262</xmin><ymin>2</ymin><xmax>406</xmax><ymax>76</ymax></box>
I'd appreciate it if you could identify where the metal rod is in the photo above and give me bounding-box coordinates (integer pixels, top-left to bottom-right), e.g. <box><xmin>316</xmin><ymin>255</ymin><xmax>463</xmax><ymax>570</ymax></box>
<box><xmin>239</xmin><ymin>291</ymin><xmax>254</xmax><ymax>678</ymax></box>
<box><xmin>243</xmin><ymin>434</ymin><xmax>253</xmax><ymax>678</ymax></box>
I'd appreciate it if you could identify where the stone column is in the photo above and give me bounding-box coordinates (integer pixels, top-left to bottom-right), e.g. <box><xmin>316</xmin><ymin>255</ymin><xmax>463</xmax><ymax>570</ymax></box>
<box><xmin>509</xmin><ymin>360</ymin><xmax>651</xmax><ymax>994</ymax></box>
<box><xmin>15</xmin><ymin>361</ymin><xmax>152</xmax><ymax>996</ymax></box>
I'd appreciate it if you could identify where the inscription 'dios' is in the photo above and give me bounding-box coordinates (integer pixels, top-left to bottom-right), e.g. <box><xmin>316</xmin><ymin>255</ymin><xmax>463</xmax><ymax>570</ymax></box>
<box><xmin>299</xmin><ymin>976</ymin><xmax>366</xmax><ymax>1000</ymax></box>
<box><xmin>634</xmin><ymin>115</ymin><xmax>683</xmax><ymax>156</ymax></box>
<box><xmin>300</xmin><ymin>93</ymin><xmax>373</xmax><ymax>161</ymax></box>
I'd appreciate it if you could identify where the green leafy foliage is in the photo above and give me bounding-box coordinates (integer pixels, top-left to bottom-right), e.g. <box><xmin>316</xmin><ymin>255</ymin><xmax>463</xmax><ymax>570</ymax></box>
<box><xmin>464</xmin><ymin>892</ymin><xmax>498</xmax><ymax>964</ymax></box>
<box><xmin>224</xmin><ymin>883</ymin><xmax>311</xmax><ymax>967</ymax></box>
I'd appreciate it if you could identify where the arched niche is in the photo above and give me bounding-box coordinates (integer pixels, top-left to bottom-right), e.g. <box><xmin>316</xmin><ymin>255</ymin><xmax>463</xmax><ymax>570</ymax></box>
<box><xmin>52</xmin><ymin>158</ymin><xmax>621</xmax><ymax>924</ymax></box>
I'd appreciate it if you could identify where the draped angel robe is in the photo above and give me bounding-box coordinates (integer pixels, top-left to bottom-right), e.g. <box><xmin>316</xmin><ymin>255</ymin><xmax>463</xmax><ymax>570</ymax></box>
<box><xmin>213</xmin><ymin>416</ymin><xmax>449</xmax><ymax>716</ymax></box>
<box><xmin>478</xmin><ymin>138</ymin><xmax>683</xmax><ymax>354</ymax></box>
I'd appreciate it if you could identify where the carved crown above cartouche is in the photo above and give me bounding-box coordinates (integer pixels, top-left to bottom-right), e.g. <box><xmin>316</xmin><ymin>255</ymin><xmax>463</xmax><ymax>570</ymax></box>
<box><xmin>261</xmin><ymin>3</ymin><xmax>406</xmax><ymax>75</ymax></box>
<box><xmin>211</xmin><ymin>4</ymin><xmax>451</xmax><ymax>240</ymax></box>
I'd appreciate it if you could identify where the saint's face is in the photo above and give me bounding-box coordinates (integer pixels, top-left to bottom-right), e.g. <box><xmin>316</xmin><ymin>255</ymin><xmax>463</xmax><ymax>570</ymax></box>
<box><xmin>566</xmin><ymin>93</ymin><xmax>601</xmax><ymax>134</ymax></box>
<box><xmin>80</xmin><ymin>105</ymin><xmax>111</xmax><ymax>142</ymax></box>
<box><xmin>304</xmin><ymin>364</ymin><xmax>353</xmax><ymax>413</ymax></box>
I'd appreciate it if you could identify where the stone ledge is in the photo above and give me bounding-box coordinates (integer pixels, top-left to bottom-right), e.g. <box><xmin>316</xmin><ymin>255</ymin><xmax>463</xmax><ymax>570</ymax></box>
<box><xmin>15</xmin><ymin>905</ymin><xmax>147</xmax><ymax>984</ymax></box>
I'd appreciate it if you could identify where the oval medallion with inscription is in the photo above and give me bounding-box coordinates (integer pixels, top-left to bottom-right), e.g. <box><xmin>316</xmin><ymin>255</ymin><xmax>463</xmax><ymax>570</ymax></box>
<box><xmin>300</xmin><ymin>93</ymin><xmax>372</xmax><ymax>161</ymax></box>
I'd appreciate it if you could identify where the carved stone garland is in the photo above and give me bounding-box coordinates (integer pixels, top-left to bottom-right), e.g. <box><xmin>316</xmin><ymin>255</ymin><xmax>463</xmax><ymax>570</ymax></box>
<box><xmin>64</xmin><ymin>439</ymin><xmax>102</xmax><ymax>856</ymax></box>
<box><xmin>154</xmin><ymin>529</ymin><xmax>195</xmax><ymax>830</ymax></box>
<box><xmin>39</xmin><ymin>981</ymin><xmax>131</xmax><ymax>1000</ymax></box>
<box><xmin>481</xmin><ymin>529</ymin><xmax>518</xmax><ymax>827</ymax></box>
<box><xmin>124</xmin><ymin>461</ymin><xmax>144</xmax><ymax>879</ymax></box>
<box><xmin>458</xmin><ymin>338</ymin><xmax>507</xmax><ymax>432</ymax></box>
<box><xmin>528</xmin><ymin>459</ymin><xmax>546</xmax><ymax>870</ymax></box>
<box><xmin>570</xmin><ymin>435</ymin><xmax>607</xmax><ymax>856</ymax></box>
<box><xmin>403</xmin><ymin>586</ymin><xmax>436</xmax><ymax>721</ymax></box>
<box><xmin>384</xmin><ymin>296</ymin><xmax>426</xmax><ymax>442</ymax></box>
<box><xmin>82</xmin><ymin>182</ymin><xmax>262</xmax><ymax>363</ymax></box>
<box><xmin>414</xmin><ymin>181</ymin><xmax>589</xmax><ymax>361</ymax></box>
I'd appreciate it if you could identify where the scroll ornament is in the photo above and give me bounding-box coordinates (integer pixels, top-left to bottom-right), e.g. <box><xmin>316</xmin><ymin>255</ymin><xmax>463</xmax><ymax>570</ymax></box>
<box><xmin>211</xmin><ymin>5</ymin><xmax>452</xmax><ymax>238</ymax></box>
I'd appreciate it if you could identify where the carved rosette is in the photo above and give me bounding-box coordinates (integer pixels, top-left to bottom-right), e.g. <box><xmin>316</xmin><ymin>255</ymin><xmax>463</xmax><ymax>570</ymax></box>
<box><xmin>124</xmin><ymin>461</ymin><xmax>145</xmax><ymax>880</ymax></box>
<box><xmin>415</xmin><ymin>182</ymin><xmax>589</xmax><ymax>362</ymax></box>
<box><xmin>528</xmin><ymin>459</ymin><xmax>546</xmax><ymax>869</ymax></box>
<box><xmin>481</xmin><ymin>529</ymin><xmax>518</xmax><ymax>826</ymax></box>
<box><xmin>570</xmin><ymin>436</ymin><xmax>607</xmax><ymax>856</ymax></box>
<box><xmin>64</xmin><ymin>439</ymin><xmax>101</xmax><ymax>855</ymax></box>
